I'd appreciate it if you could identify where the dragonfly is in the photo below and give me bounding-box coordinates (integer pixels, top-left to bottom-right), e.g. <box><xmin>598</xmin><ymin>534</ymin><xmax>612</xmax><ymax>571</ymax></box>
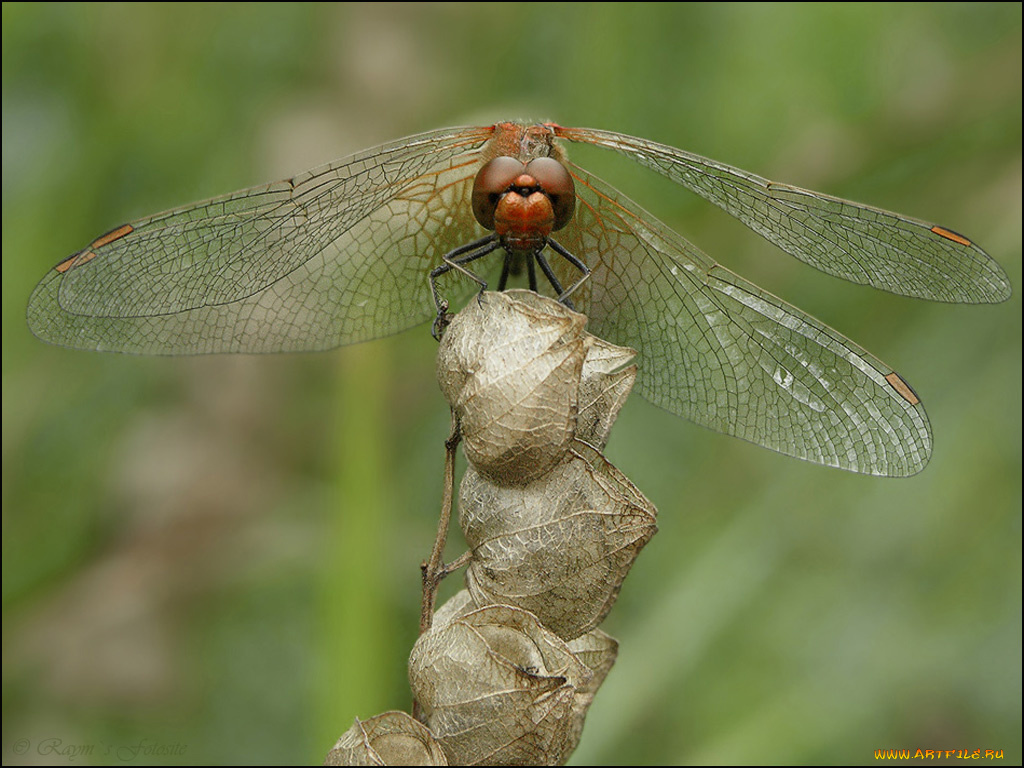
<box><xmin>27</xmin><ymin>122</ymin><xmax>1011</xmax><ymax>478</ymax></box>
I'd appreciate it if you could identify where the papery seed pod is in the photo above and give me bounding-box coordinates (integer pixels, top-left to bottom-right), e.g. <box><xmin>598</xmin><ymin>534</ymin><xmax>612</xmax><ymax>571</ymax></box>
<box><xmin>565</xmin><ymin>630</ymin><xmax>619</xmax><ymax>747</ymax></box>
<box><xmin>576</xmin><ymin>336</ymin><xmax>637</xmax><ymax>449</ymax></box>
<box><xmin>436</xmin><ymin>291</ymin><xmax>589</xmax><ymax>485</ymax></box>
<box><xmin>430</xmin><ymin>588</ymin><xmax>478</xmax><ymax>630</ymax></box>
<box><xmin>426</xmin><ymin>593</ymin><xmax>620</xmax><ymax>761</ymax></box>
<box><xmin>507</xmin><ymin>291</ymin><xmax>637</xmax><ymax>450</ymax></box>
<box><xmin>324</xmin><ymin>710</ymin><xmax>447</xmax><ymax>766</ymax></box>
<box><xmin>408</xmin><ymin>604</ymin><xmax>592</xmax><ymax>766</ymax></box>
<box><xmin>460</xmin><ymin>440</ymin><xmax>657</xmax><ymax>640</ymax></box>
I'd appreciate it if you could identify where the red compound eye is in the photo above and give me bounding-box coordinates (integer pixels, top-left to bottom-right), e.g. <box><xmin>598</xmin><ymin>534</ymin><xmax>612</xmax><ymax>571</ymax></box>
<box><xmin>472</xmin><ymin>157</ymin><xmax>526</xmax><ymax>229</ymax></box>
<box><xmin>525</xmin><ymin>157</ymin><xmax>575</xmax><ymax>230</ymax></box>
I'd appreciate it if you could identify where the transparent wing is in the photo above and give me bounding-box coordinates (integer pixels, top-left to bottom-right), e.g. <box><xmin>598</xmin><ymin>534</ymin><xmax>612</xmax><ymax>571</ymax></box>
<box><xmin>551</xmin><ymin>164</ymin><xmax>932</xmax><ymax>477</ymax></box>
<box><xmin>27</xmin><ymin>125</ymin><xmax>494</xmax><ymax>354</ymax></box>
<box><xmin>555</xmin><ymin>126</ymin><xmax>1011</xmax><ymax>304</ymax></box>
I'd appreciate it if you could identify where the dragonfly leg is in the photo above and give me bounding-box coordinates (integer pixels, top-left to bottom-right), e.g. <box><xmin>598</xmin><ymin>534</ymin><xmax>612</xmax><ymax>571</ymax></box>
<box><xmin>545</xmin><ymin>238</ymin><xmax>591</xmax><ymax>307</ymax></box>
<box><xmin>496</xmin><ymin>252</ymin><xmax>513</xmax><ymax>291</ymax></box>
<box><xmin>430</xmin><ymin>235</ymin><xmax>501</xmax><ymax>340</ymax></box>
<box><xmin>534</xmin><ymin>250</ymin><xmax>568</xmax><ymax>305</ymax></box>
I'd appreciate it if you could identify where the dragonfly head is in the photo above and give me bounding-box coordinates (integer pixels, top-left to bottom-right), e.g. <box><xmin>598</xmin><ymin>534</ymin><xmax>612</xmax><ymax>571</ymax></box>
<box><xmin>472</xmin><ymin>156</ymin><xmax>576</xmax><ymax>249</ymax></box>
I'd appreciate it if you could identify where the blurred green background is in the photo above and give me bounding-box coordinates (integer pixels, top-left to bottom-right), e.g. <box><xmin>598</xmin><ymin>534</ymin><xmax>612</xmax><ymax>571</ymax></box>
<box><xmin>3</xmin><ymin>3</ymin><xmax>1020</xmax><ymax>765</ymax></box>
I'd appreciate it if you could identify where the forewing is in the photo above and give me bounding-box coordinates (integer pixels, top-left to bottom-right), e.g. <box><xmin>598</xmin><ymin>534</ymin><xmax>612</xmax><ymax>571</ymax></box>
<box><xmin>27</xmin><ymin>125</ymin><xmax>493</xmax><ymax>353</ymax></box>
<box><xmin>552</xmin><ymin>164</ymin><xmax>932</xmax><ymax>477</ymax></box>
<box><xmin>556</xmin><ymin>126</ymin><xmax>1010</xmax><ymax>304</ymax></box>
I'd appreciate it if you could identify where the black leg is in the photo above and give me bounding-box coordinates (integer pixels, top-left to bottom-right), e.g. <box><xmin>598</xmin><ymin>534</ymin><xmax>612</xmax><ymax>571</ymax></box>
<box><xmin>534</xmin><ymin>250</ymin><xmax>566</xmax><ymax>297</ymax></box>
<box><xmin>527</xmin><ymin>254</ymin><xmax>538</xmax><ymax>292</ymax></box>
<box><xmin>546</xmin><ymin>238</ymin><xmax>591</xmax><ymax>305</ymax></box>
<box><xmin>497</xmin><ymin>252</ymin><xmax>512</xmax><ymax>291</ymax></box>
<box><xmin>429</xmin><ymin>234</ymin><xmax>501</xmax><ymax>340</ymax></box>
<box><xmin>429</xmin><ymin>235</ymin><xmax>501</xmax><ymax>312</ymax></box>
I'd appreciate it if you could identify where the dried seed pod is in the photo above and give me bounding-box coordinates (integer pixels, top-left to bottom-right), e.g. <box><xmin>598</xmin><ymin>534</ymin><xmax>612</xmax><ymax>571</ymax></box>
<box><xmin>436</xmin><ymin>291</ymin><xmax>589</xmax><ymax>485</ymax></box>
<box><xmin>460</xmin><ymin>440</ymin><xmax>658</xmax><ymax>640</ymax></box>
<box><xmin>576</xmin><ymin>336</ymin><xmax>637</xmax><ymax>449</ymax></box>
<box><xmin>428</xmin><ymin>593</ymin><xmax>620</xmax><ymax>761</ymax></box>
<box><xmin>506</xmin><ymin>290</ymin><xmax>637</xmax><ymax>450</ymax></box>
<box><xmin>565</xmin><ymin>630</ymin><xmax>619</xmax><ymax>748</ymax></box>
<box><xmin>324</xmin><ymin>710</ymin><xmax>447</xmax><ymax>766</ymax></box>
<box><xmin>430</xmin><ymin>588</ymin><xmax>478</xmax><ymax>630</ymax></box>
<box><xmin>408</xmin><ymin>604</ymin><xmax>592</xmax><ymax>766</ymax></box>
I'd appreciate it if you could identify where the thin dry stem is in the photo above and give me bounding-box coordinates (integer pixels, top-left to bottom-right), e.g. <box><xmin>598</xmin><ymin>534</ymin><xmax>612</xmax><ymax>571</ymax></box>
<box><xmin>414</xmin><ymin>409</ymin><xmax>467</xmax><ymax>721</ymax></box>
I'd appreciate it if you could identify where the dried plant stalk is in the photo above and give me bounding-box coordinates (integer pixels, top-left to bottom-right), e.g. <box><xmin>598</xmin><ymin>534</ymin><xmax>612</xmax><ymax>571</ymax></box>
<box><xmin>327</xmin><ymin>291</ymin><xmax>656</xmax><ymax>766</ymax></box>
